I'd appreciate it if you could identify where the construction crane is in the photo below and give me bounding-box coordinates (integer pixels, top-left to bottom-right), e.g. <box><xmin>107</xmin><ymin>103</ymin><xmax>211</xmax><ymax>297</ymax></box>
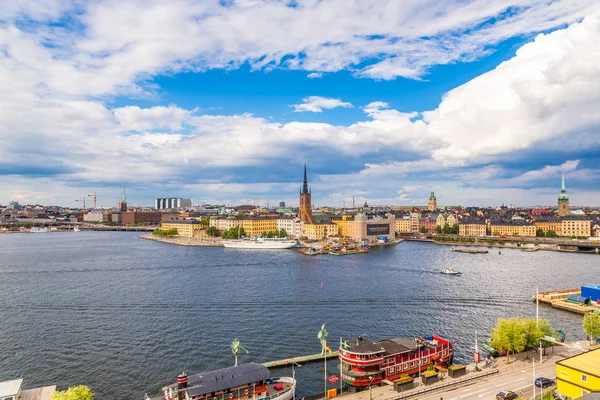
<box><xmin>88</xmin><ymin>192</ymin><xmax>106</xmax><ymax>209</ymax></box>
<box><xmin>75</xmin><ymin>198</ymin><xmax>87</xmax><ymax>209</ymax></box>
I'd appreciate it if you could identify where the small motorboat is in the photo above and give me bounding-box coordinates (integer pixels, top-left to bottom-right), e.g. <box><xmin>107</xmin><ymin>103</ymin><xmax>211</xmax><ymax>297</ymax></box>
<box><xmin>440</xmin><ymin>267</ymin><xmax>462</xmax><ymax>275</ymax></box>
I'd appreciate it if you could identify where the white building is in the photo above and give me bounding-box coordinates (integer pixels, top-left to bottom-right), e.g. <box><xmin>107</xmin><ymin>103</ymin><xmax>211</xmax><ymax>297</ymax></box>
<box><xmin>209</xmin><ymin>216</ymin><xmax>241</xmax><ymax>231</ymax></box>
<box><xmin>0</xmin><ymin>379</ymin><xmax>22</xmax><ymax>400</ymax></box>
<box><xmin>83</xmin><ymin>210</ymin><xmax>104</xmax><ymax>223</ymax></box>
<box><xmin>277</xmin><ymin>218</ymin><xmax>303</xmax><ymax>239</ymax></box>
<box><xmin>155</xmin><ymin>198</ymin><xmax>192</xmax><ymax>210</ymax></box>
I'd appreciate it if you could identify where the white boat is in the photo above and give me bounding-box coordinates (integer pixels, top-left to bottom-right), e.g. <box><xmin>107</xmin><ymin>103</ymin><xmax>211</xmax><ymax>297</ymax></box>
<box><xmin>30</xmin><ymin>227</ymin><xmax>48</xmax><ymax>233</ymax></box>
<box><xmin>73</xmin><ymin>227</ymin><xmax>81</xmax><ymax>232</ymax></box>
<box><xmin>440</xmin><ymin>267</ymin><xmax>462</xmax><ymax>275</ymax></box>
<box><xmin>222</xmin><ymin>237</ymin><xmax>297</xmax><ymax>249</ymax></box>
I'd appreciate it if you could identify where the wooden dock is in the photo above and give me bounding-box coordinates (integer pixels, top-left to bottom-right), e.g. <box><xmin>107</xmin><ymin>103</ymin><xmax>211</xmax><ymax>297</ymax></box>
<box><xmin>533</xmin><ymin>288</ymin><xmax>599</xmax><ymax>314</ymax></box>
<box><xmin>452</xmin><ymin>248</ymin><xmax>488</xmax><ymax>254</ymax></box>
<box><xmin>261</xmin><ymin>351</ymin><xmax>339</xmax><ymax>368</ymax></box>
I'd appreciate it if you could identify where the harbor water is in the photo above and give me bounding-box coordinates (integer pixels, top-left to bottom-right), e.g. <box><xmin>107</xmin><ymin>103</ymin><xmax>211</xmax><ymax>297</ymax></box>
<box><xmin>0</xmin><ymin>232</ymin><xmax>597</xmax><ymax>399</ymax></box>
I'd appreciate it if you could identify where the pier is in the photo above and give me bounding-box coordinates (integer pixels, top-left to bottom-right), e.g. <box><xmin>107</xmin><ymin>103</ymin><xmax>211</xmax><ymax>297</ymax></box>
<box><xmin>533</xmin><ymin>288</ymin><xmax>599</xmax><ymax>314</ymax></box>
<box><xmin>261</xmin><ymin>351</ymin><xmax>339</xmax><ymax>368</ymax></box>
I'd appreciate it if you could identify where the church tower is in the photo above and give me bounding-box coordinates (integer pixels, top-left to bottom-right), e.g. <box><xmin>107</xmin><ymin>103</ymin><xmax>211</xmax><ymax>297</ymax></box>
<box><xmin>558</xmin><ymin>172</ymin><xmax>570</xmax><ymax>217</ymax></box>
<box><xmin>299</xmin><ymin>164</ymin><xmax>313</xmax><ymax>224</ymax></box>
<box><xmin>428</xmin><ymin>191</ymin><xmax>437</xmax><ymax>211</ymax></box>
<box><xmin>119</xmin><ymin>187</ymin><xmax>128</xmax><ymax>212</ymax></box>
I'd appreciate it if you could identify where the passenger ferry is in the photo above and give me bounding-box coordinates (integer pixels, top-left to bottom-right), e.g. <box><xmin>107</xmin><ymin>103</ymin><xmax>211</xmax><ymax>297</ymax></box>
<box><xmin>339</xmin><ymin>335</ymin><xmax>455</xmax><ymax>390</ymax></box>
<box><xmin>154</xmin><ymin>363</ymin><xmax>295</xmax><ymax>400</ymax></box>
<box><xmin>222</xmin><ymin>237</ymin><xmax>297</xmax><ymax>249</ymax></box>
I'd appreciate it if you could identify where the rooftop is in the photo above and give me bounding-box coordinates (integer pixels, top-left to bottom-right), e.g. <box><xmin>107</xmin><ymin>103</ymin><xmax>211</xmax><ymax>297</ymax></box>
<box><xmin>0</xmin><ymin>379</ymin><xmax>22</xmax><ymax>397</ymax></box>
<box><xmin>557</xmin><ymin>348</ymin><xmax>600</xmax><ymax>377</ymax></box>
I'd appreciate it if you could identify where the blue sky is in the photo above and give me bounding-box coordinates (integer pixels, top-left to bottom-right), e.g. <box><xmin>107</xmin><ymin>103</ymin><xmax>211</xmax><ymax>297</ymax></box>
<box><xmin>1</xmin><ymin>0</ymin><xmax>600</xmax><ymax>208</ymax></box>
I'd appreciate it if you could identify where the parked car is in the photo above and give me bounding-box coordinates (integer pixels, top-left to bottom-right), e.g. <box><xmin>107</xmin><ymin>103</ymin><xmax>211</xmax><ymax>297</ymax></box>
<box><xmin>496</xmin><ymin>391</ymin><xmax>518</xmax><ymax>400</ymax></box>
<box><xmin>535</xmin><ymin>377</ymin><xmax>555</xmax><ymax>388</ymax></box>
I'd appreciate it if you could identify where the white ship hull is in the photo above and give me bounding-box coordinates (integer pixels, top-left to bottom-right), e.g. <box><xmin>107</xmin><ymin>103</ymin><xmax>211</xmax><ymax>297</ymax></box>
<box><xmin>222</xmin><ymin>238</ymin><xmax>297</xmax><ymax>249</ymax></box>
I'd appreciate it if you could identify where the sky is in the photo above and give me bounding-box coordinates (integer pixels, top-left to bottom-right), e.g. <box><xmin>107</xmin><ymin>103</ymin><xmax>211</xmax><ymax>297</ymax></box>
<box><xmin>1</xmin><ymin>0</ymin><xmax>600</xmax><ymax>208</ymax></box>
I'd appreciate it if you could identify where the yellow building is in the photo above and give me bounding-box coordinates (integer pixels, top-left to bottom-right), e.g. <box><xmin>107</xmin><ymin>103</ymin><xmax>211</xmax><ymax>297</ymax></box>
<box><xmin>241</xmin><ymin>217</ymin><xmax>278</xmax><ymax>237</ymax></box>
<box><xmin>458</xmin><ymin>218</ymin><xmax>487</xmax><ymax>237</ymax></box>
<box><xmin>556</xmin><ymin>348</ymin><xmax>600</xmax><ymax>398</ymax></box>
<box><xmin>445</xmin><ymin>214</ymin><xmax>458</xmax><ymax>226</ymax></box>
<box><xmin>303</xmin><ymin>222</ymin><xmax>339</xmax><ymax>240</ymax></box>
<box><xmin>534</xmin><ymin>218</ymin><xmax>562</xmax><ymax>236</ymax></box>
<box><xmin>162</xmin><ymin>219</ymin><xmax>202</xmax><ymax>237</ymax></box>
<box><xmin>395</xmin><ymin>217</ymin><xmax>412</xmax><ymax>233</ymax></box>
<box><xmin>489</xmin><ymin>222</ymin><xmax>536</xmax><ymax>237</ymax></box>
<box><xmin>331</xmin><ymin>215</ymin><xmax>354</xmax><ymax>237</ymax></box>
<box><xmin>561</xmin><ymin>216</ymin><xmax>591</xmax><ymax>238</ymax></box>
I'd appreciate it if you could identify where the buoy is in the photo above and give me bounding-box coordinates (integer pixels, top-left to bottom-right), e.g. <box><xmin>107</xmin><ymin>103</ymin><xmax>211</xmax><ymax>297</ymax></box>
<box><xmin>320</xmin><ymin>282</ymin><xmax>324</xmax><ymax>289</ymax></box>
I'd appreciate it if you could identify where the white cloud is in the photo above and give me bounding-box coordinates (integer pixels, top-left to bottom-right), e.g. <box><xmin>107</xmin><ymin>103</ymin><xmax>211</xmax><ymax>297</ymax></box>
<box><xmin>114</xmin><ymin>105</ymin><xmax>193</xmax><ymax>131</ymax></box>
<box><xmin>307</xmin><ymin>72</ymin><xmax>323</xmax><ymax>79</ymax></box>
<box><xmin>291</xmin><ymin>96</ymin><xmax>353</xmax><ymax>112</ymax></box>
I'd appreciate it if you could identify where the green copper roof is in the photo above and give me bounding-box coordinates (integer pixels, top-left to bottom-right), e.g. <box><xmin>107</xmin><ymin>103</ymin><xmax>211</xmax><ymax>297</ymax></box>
<box><xmin>558</xmin><ymin>172</ymin><xmax>569</xmax><ymax>202</ymax></box>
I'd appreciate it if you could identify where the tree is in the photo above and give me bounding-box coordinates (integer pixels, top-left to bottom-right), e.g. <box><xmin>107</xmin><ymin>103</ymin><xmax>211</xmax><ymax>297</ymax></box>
<box><xmin>546</xmin><ymin>230</ymin><xmax>558</xmax><ymax>238</ymax></box>
<box><xmin>450</xmin><ymin>224</ymin><xmax>459</xmax><ymax>234</ymax></box>
<box><xmin>207</xmin><ymin>226</ymin><xmax>219</xmax><ymax>237</ymax></box>
<box><xmin>200</xmin><ymin>216</ymin><xmax>211</xmax><ymax>227</ymax></box>
<box><xmin>50</xmin><ymin>385</ymin><xmax>93</xmax><ymax>400</ymax></box>
<box><xmin>230</xmin><ymin>339</ymin><xmax>248</xmax><ymax>367</ymax></box>
<box><xmin>279</xmin><ymin>228</ymin><xmax>288</xmax><ymax>238</ymax></box>
<box><xmin>435</xmin><ymin>225</ymin><xmax>442</xmax><ymax>234</ymax></box>
<box><xmin>23</xmin><ymin>222</ymin><xmax>32</xmax><ymax>229</ymax></box>
<box><xmin>490</xmin><ymin>318</ymin><xmax>527</xmax><ymax>363</ymax></box>
<box><xmin>222</xmin><ymin>226</ymin><xmax>246</xmax><ymax>239</ymax></box>
<box><xmin>152</xmin><ymin>228</ymin><xmax>178</xmax><ymax>237</ymax></box>
<box><xmin>419</xmin><ymin>226</ymin><xmax>427</xmax><ymax>234</ymax></box>
<box><xmin>536</xmin><ymin>229</ymin><xmax>545</xmax><ymax>237</ymax></box>
<box><xmin>583</xmin><ymin>311</ymin><xmax>600</xmax><ymax>344</ymax></box>
<box><xmin>521</xmin><ymin>318</ymin><xmax>552</xmax><ymax>356</ymax></box>
<box><xmin>442</xmin><ymin>223</ymin><xmax>451</xmax><ymax>234</ymax></box>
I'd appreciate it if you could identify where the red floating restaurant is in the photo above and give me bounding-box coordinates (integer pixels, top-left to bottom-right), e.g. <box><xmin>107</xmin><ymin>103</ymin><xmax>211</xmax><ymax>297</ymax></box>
<box><xmin>338</xmin><ymin>334</ymin><xmax>456</xmax><ymax>390</ymax></box>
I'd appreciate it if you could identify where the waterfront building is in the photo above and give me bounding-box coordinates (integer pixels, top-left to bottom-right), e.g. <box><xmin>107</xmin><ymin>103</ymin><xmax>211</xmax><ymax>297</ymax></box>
<box><xmin>83</xmin><ymin>210</ymin><xmax>104</xmax><ymax>223</ymax></box>
<box><xmin>299</xmin><ymin>164</ymin><xmax>313</xmax><ymax>224</ymax></box>
<box><xmin>339</xmin><ymin>335</ymin><xmax>455</xmax><ymax>390</ymax></box>
<box><xmin>395</xmin><ymin>216</ymin><xmax>412</xmax><ymax>233</ymax></box>
<box><xmin>276</xmin><ymin>217</ymin><xmax>303</xmax><ymax>239</ymax></box>
<box><xmin>489</xmin><ymin>221</ymin><xmax>536</xmax><ymax>237</ymax></box>
<box><xmin>121</xmin><ymin>211</ymin><xmax>162</xmax><ymax>225</ymax></box>
<box><xmin>302</xmin><ymin>221</ymin><xmax>338</xmax><ymax>240</ymax></box>
<box><xmin>162</xmin><ymin>219</ymin><xmax>202</xmax><ymax>237</ymax></box>
<box><xmin>419</xmin><ymin>215</ymin><xmax>437</xmax><ymax>233</ymax></box>
<box><xmin>556</xmin><ymin>348</ymin><xmax>600</xmax><ymax>398</ymax></box>
<box><xmin>241</xmin><ymin>217</ymin><xmax>278</xmax><ymax>236</ymax></box>
<box><xmin>428</xmin><ymin>192</ymin><xmax>437</xmax><ymax>211</ymax></box>
<box><xmin>534</xmin><ymin>217</ymin><xmax>563</xmax><ymax>236</ymax></box>
<box><xmin>561</xmin><ymin>215</ymin><xmax>591</xmax><ymax>237</ymax></box>
<box><xmin>458</xmin><ymin>217</ymin><xmax>487</xmax><ymax>237</ymax></box>
<box><xmin>155</xmin><ymin>198</ymin><xmax>192</xmax><ymax>210</ymax></box>
<box><xmin>445</xmin><ymin>213</ymin><xmax>458</xmax><ymax>227</ymax></box>
<box><xmin>209</xmin><ymin>216</ymin><xmax>241</xmax><ymax>232</ymax></box>
<box><xmin>119</xmin><ymin>188</ymin><xmax>127</xmax><ymax>212</ymax></box>
<box><xmin>410</xmin><ymin>212</ymin><xmax>420</xmax><ymax>233</ymax></box>
<box><xmin>434</xmin><ymin>213</ymin><xmax>445</xmax><ymax>227</ymax></box>
<box><xmin>558</xmin><ymin>172</ymin><xmax>570</xmax><ymax>217</ymax></box>
<box><xmin>331</xmin><ymin>213</ymin><xmax>396</xmax><ymax>242</ymax></box>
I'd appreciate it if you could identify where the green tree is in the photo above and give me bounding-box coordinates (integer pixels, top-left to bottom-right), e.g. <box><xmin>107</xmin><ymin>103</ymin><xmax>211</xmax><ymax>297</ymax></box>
<box><xmin>222</xmin><ymin>226</ymin><xmax>246</xmax><ymax>239</ymax></box>
<box><xmin>583</xmin><ymin>311</ymin><xmax>600</xmax><ymax>344</ymax></box>
<box><xmin>230</xmin><ymin>339</ymin><xmax>248</xmax><ymax>366</ymax></box>
<box><xmin>200</xmin><ymin>216</ymin><xmax>211</xmax><ymax>227</ymax></box>
<box><xmin>450</xmin><ymin>224</ymin><xmax>459</xmax><ymax>234</ymax></box>
<box><xmin>23</xmin><ymin>222</ymin><xmax>32</xmax><ymax>229</ymax></box>
<box><xmin>419</xmin><ymin>226</ymin><xmax>427</xmax><ymax>234</ymax></box>
<box><xmin>521</xmin><ymin>318</ymin><xmax>553</xmax><ymax>356</ymax></box>
<box><xmin>546</xmin><ymin>230</ymin><xmax>558</xmax><ymax>238</ymax></box>
<box><xmin>490</xmin><ymin>318</ymin><xmax>527</xmax><ymax>363</ymax></box>
<box><xmin>442</xmin><ymin>223</ymin><xmax>451</xmax><ymax>234</ymax></box>
<box><xmin>279</xmin><ymin>228</ymin><xmax>288</xmax><ymax>238</ymax></box>
<box><xmin>152</xmin><ymin>228</ymin><xmax>178</xmax><ymax>237</ymax></box>
<box><xmin>207</xmin><ymin>226</ymin><xmax>219</xmax><ymax>237</ymax></box>
<box><xmin>50</xmin><ymin>385</ymin><xmax>93</xmax><ymax>400</ymax></box>
<box><xmin>536</xmin><ymin>229</ymin><xmax>545</xmax><ymax>237</ymax></box>
<box><xmin>435</xmin><ymin>225</ymin><xmax>442</xmax><ymax>234</ymax></box>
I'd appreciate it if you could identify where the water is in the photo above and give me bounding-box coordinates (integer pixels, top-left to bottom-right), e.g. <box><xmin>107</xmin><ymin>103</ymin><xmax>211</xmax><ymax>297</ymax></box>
<box><xmin>0</xmin><ymin>232</ymin><xmax>597</xmax><ymax>399</ymax></box>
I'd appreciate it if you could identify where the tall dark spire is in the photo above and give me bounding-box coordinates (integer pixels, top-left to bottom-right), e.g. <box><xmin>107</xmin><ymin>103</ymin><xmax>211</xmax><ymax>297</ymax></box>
<box><xmin>302</xmin><ymin>163</ymin><xmax>309</xmax><ymax>194</ymax></box>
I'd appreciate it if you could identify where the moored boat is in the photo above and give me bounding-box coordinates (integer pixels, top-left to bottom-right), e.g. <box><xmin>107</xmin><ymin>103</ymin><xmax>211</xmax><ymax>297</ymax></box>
<box><xmin>30</xmin><ymin>227</ymin><xmax>48</xmax><ymax>233</ymax></box>
<box><xmin>222</xmin><ymin>237</ymin><xmax>297</xmax><ymax>250</ymax></box>
<box><xmin>440</xmin><ymin>268</ymin><xmax>461</xmax><ymax>275</ymax></box>
<box><xmin>329</xmin><ymin>246</ymin><xmax>369</xmax><ymax>256</ymax></box>
<box><xmin>156</xmin><ymin>363</ymin><xmax>295</xmax><ymax>400</ymax></box>
<box><xmin>339</xmin><ymin>335</ymin><xmax>455</xmax><ymax>389</ymax></box>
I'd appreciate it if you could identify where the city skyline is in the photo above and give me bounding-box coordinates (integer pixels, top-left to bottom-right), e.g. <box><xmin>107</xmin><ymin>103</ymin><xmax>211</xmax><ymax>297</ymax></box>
<box><xmin>1</xmin><ymin>2</ymin><xmax>600</xmax><ymax>207</ymax></box>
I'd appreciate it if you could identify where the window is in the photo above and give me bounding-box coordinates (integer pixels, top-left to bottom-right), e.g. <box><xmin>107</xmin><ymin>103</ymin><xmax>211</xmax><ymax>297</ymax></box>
<box><xmin>581</xmin><ymin>374</ymin><xmax>588</xmax><ymax>382</ymax></box>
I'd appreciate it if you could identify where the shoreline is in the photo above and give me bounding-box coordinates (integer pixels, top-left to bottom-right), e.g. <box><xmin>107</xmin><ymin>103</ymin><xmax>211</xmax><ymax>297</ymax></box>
<box><xmin>405</xmin><ymin>237</ymin><xmax>598</xmax><ymax>254</ymax></box>
<box><xmin>140</xmin><ymin>233</ymin><xmax>224</xmax><ymax>246</ymax></box>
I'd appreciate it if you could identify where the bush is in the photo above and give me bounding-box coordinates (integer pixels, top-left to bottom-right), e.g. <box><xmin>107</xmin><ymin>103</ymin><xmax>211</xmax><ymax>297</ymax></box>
<box><xmin>152</xmin><ymin>228</ymin><xmax>178</xmax><ymax>237</ymax></box>
<box><xmin>50</xmin><ymin>385</ymin><xmax>93</xmax><ymax>400</ymax></box>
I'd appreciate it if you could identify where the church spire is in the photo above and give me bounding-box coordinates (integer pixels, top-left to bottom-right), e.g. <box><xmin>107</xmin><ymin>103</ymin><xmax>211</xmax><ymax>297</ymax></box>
<box><xmin>561</xmin><ymin>171</ymin><xmax>566</xmax><ymax>192</ymax></box>
<box><xmin>302</xmin><ymin>163</ymin><xmax>309</xmax><ymax>194</ymax></box>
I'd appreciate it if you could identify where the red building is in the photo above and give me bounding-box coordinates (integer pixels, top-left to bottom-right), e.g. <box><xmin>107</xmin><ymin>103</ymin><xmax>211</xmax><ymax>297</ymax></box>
<box><xmin>339</xmin><ymin>335</ymin><xmax>455</xmax><ymax>390</ymax></box>
<box><xmin>121</xmin><ymin>211</ymin><xmax>161</xmax><ymax>225</ymax></box>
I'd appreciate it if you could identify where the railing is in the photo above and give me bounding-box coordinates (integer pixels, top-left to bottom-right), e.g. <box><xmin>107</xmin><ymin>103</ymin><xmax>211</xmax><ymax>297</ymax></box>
<box><xmin>389</xmin><ymin>369</ymin><xmax>500</xmax><ymax>400</ymax></box>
